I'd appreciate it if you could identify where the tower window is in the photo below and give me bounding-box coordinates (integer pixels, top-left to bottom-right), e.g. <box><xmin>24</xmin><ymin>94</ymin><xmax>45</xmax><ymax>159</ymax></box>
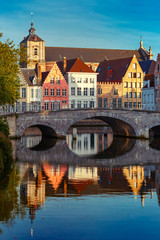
<box><xmin>34</xmin><ymin>48</ymin><xmax>38</xmax><ymax>55</ymax></box>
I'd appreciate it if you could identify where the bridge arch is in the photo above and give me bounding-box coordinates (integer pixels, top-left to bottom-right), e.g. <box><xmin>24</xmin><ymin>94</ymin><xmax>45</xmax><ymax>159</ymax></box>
<box><xmin>17</xmin><ymin>120</ymin><xmax>59</xmax><ymax>138</ymax></box>
<box><xmin>63</xmin><ymin>111</ymin><xmax>139</xmax><ymax>137</ymax></box>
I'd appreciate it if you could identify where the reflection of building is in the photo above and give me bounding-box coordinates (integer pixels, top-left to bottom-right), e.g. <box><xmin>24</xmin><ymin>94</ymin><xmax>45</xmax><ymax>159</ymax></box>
<box><xmin>123</xmin><ymin>166</ymin><xmax>144</xmax><ymax>196</ymax></box>
<box><xmin>67</xmin><ymin>126</ymin><xmax>113</xmax><ymax>156</ymax></box>
<box><xmin>43</xmin><ymin>164</ymin><xmax>68</xmax><ymax>192</ymax></box>
<box><xmin>155</xmin><ymin>167</ymin><xmax>160</xmax><ymax>205</ymax></box>
<box><xmin>21</xmin><ymin>136</ymin><xmax>42</xmax><ymax>148</ymax></box>
<box><xmin>20</xmin><ymin>164</ymin><xmax>46</xmax><ymax>217</ymax></box>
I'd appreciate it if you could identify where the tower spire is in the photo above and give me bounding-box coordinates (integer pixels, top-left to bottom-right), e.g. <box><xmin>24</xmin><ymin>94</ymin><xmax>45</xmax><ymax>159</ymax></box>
<box><xmin>31</xmin><ymin>12</ymin><xmax>33</xmax><ymax>26</ymax></box>
<box><xmin>140</xmin><ymin>36</ymin><xmax>143</xmax><ymax>48</ymax></box>
<box><xmin>29</xmin><ymin>12</ymin><xmax>35</xmax><ymax>35</ymax></box>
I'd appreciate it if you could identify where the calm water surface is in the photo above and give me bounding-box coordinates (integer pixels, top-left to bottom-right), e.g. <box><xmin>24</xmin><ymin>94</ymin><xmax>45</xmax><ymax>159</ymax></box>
<box><xmin>1</xmin><ymin>127</ymin><xmax>160</xmax><ymax>240</ymax></box>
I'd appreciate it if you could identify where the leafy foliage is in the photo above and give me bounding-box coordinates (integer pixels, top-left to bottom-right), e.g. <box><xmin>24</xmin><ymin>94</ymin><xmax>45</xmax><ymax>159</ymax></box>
<box><xmin>0</xmin><ymin>33</ymin><xmax>26</xmax><ymax>105</ymax></box>
<box><xmin>0</xmin><ymin>117</ymin><xmax>9</xmax><ymax>137</ymax></box>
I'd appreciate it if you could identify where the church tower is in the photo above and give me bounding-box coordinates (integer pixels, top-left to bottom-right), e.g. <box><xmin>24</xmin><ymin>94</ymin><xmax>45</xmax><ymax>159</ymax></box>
<box><xmin>20</xmin><ymin>18</ymin><xmax>45</xmax><ymax>69</ymax></box>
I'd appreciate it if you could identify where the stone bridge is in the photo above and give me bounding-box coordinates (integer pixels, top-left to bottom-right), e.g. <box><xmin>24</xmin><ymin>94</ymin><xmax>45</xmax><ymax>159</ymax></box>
<box><xmin>5</xmin><ymin>108</ymin><xmax>160</xmax><ymax>138</ymax></box>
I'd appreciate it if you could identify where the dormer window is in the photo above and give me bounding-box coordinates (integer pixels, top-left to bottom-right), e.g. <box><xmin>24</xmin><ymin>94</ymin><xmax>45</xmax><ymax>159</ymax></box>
<box><xmin>33</xmin><ymin>78</ymin><xmax>37</xmax><ymax>85</ymax></box>
<box><xmin>34</xmin><ymin>48</ymin><xmax>38</xmax><ymax>55</ymax></box>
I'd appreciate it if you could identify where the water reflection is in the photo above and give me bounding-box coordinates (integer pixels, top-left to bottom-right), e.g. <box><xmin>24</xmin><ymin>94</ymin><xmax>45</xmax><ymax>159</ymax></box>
<box><xmin>18</xmin><ymin>163</ymin><xmax>156</xmax><ymax>201</ymax></box>
<box><xmin>67</xmin><ymin>126</ymin><xmax>113</xmax><ymax>156</ymax></box>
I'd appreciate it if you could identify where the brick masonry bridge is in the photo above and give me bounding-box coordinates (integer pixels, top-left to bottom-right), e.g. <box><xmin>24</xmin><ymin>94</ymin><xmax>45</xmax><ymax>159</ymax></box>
<box><xmin>5</xmin><ymin>108</ymin><xmax>160</xmax><ymax>139</ymax></box>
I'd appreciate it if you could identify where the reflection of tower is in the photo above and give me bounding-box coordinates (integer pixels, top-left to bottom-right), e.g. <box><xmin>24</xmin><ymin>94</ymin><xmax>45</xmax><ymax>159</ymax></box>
<box><xmin>123</xmin><ymin>166</ymin><xmax>144</xmax><ymax>196</ymax></box>
<box><xmin>20</xmin><ymin>164</ymin><xmax>46</xmax><ymax>237</ymax></box>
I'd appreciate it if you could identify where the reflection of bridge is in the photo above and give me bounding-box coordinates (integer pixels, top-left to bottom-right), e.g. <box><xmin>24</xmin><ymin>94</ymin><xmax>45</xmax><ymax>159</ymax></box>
<box><xmin>6</xmin><ymin>108</ymin><xmax>160</xmax><ymax>138</ymax></box>
<box><xmin>16</xmin><ymin>138</ymin><xmax>160</xmax><ymax>167</ymax></box>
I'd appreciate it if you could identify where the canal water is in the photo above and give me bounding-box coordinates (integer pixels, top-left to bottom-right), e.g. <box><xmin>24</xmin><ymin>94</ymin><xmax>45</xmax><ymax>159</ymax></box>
<box><xmin>1</xmin><ymin>125</ymin><xmax>160</xmax><ymax>240</ymax></box>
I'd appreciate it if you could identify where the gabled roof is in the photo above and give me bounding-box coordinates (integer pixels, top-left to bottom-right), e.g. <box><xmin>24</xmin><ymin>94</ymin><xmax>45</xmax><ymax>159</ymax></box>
<box><xmin>57</xmin><ymin>57</ymin><xmax>95</xmax><ymax>74</ymax></box>
<box><xmin>20</xmin><ymin>68</ymin><xmax>40</xmax><ymax>86</ymax></box>
<box><xmin>139</xmin><ymin>60</ymin><xmax>156</xmax><ymax>74</ymax></box>
<box><xmin>45</xmin><ymin>47</ymin><xmax>145</xmax><ymax>63</ymax></box>
<box><xmin>96</xmin><ymin>57</ymin><xmax>133</xmax><ymax>83</ymax></box>
<box><xmin>42</xmin><ymin>71</ymin><xmax>49</xmax><ymax>82</ymax></box>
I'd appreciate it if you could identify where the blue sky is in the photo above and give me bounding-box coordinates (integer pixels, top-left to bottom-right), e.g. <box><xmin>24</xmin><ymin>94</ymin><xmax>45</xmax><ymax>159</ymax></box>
<box><xmin>0</xmin><ymin>0</ymin><xmax>160</xmax><ymax>59</ymax></box>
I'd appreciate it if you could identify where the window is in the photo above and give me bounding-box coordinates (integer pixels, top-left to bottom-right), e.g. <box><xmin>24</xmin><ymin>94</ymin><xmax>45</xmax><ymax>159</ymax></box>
<box><xmin>133</xmin><ymin>82</ymin><xmax>136</xmax><ymax>88</ymax></box>
<box><xmin>77</xmin><ymin>77</ymin><xmax>82</xmax><ymax>83</ymax></box>
<box><xmin>56</xmin><ymin>89</ymin><xmax>60</xmax><ymax>96</ymax></box>
<box><xmin>133</xmin><ymin>63</ymin><xmax>137</xmax><ymax>69</ymax></box>
<box><xmin>124</xmin><ymin>92</ymin><xmax>128</xmax><ymax>98</ymax></box>
<box><xmin>118</xmin><ymin>98</ymin><xmax>122</xmax><ymax>108</ymax></box>
<box><xmin>138</xmin><ymin>92</ymin><xmax>141</xmax><ymax>98</ymax></box>
<box><xmin>51</xmin><ymin>101</ymin><xmax>55</xmax><ymax>110</ymax></box>
<box><xmin>133</xmin><ymin>73</ymin><xmax>136</xmax><ymax>78</ymax></box>
<box><xmin>124</xmin><ymin>82</ymin><xmax>128</xmax><ymax>88</ymax></box>
<box><xmin>56</xmin><ymin>77</ymin><xmax>60</xmax><ymax>85</ymax></box>
<box><xmin>133</xmin><ymin>102</ymin><xmax>137</xmax><ymax>108</ymax></box>
<box><xmin>45</xmin><ymin>101</ymin><xmax>49</xmax><ymax>110</ymax></box>
<box><xmin>83</xmin><ymin>88</ymin><xmax>88</xmax><ymax>96</ymax></box>
<box><xmin>90</xmin><ymin>78</ymin><xmax>94</xmax><ymax>83</ymax></box>
<box><xmin>137</xmin><ymin>73</ymin><xmax>141</xmax><ymax>78</ymax></box>
<box><xmin>137</xmin><ymin>83</ymin><xmax>141</xmax><ymax>88</ymax></box>
<box><xmin>129</xmin><ymin>102</ymin><xmax>132</xmax><ymax>108</ymax></box>
<box><xmin>98</xmin><ymin>88</ymin><xmax>102</xmax><ymax>94</ymax></box>
<box><xmin>98</xmin><ymin>98</ymin><xmax>102</xmax><ymax>107</ymax></box>
<box><xmin>84</xmin><ymin>78</ymin><xmax>88</xmax><ymax>83</ymax></box>
<box><xmin>133</xmin><ymin>92</ymin><xmax>137</xmax><ymax>98</ymax></box>
<box><xmin>71</xmin><ymin>100</ymin><xmax>75</xmax><ymax>108</ymax></box>
<box><xmin>90</xmin><ymin>88</ymin><xmax>94</xmax><ymax>96</ymax></box>
<box><xmin>90</xmin><ymin>101</ymin><xmax>94</xmax><ymax>108</ymax></box>
<box><xmin>51</xmin><ymin>89</ymin><xmax>55</xmax><ymax>96</ymax></box>
<box><xmin>77</xmin><ymin>87</ymin><xmax>81</xmax><ymax>96</ymax></box>
<box><xmin>34</xmin><ymin>48</ymin><xmax>38</xmax><ymax>55</ymax></box>
<box><xmin>128</xmin><ymin>72</ymin><xmax>132</xmax><ymax>78</ymax></box>
<box><xmin>124</xmin><ymin>102</ymin><xmax>128</xmax><ymax>108</ymax></box>
<box><xmin>114</xmin><ymin>89</ymin><xmax>118</xmax><ymax>95</ymax></box>
<box><xmin>112</xmin><ymin>98</ymin><xmax>116</xmax><ymax>108</ymax></box>
<box><xmin>57</xmin><ymin>101</ymin><xmax>61</xmax><ymax>109</ymax></box>
<box><xmin>84</xmin><ymin>137</ymin><xmax>88</xmax><ymax>150</ymax></box>
<box><xmin>77</xmin><ymin>101</ymin><xmax>81</xmax><ymax>108</ymax></box>
<box><xmin>50</xmin><ymin>77</ymin><xmax>54</xmax><ymax>84</ymax></box>
<box><xmin>129</xmin><ymin>82</ymin><xmax>132</xmax><ymax>88</ymax></box>
<box><xmin>104</xmin><ymin>98</ymin><xmax>107</xmax><ymax>108</ymax></box>
<box><xmin>71</xmin><ymin>87</ymin><xmax>75</xmax><ymax>96</ymax></box>
<box><xmin>129</xmin><ymin>92</ymin><xmax>132</xmax><ymax>98</ymax></box>
<box><xmin>62</xmin><ymin>89</ymin><xmax>66</xmax><ymax>96</ymax></box>
<box><xmin>62</xmin><ymin>100</ymin><xmax>67</xmax><ymax>103</ymax></box>
<box><xmin>35</xmin><ymin>89</ymin><xmax>39</xmax><ymax>98</ymax></box>
<box><xmin>31</xmin><ymin>89</ymin><xmax>34</xmax><ymax>98</ymax></box>
<box><xmin>22</xmin><ymin>102</ymin><xmax>26</xmax><ymax>112</ymax></box>
<box><xmin>22</xmin><ymin>88</ymin><xmax>26</xmax><ymax>98</ymax></box>
<box><xmin>45</xmin><ymin>89</ymin><xmax>49</xmax><ymax>96</ymax></box>
<box><xmin>83</xmin><ymin>101</ymin><xmax>88</xmax><ymax>108</ymax></box>
<box><xmin>71</xmin><ymin>77</ymin><xmax>75</xmax><ymax>83</ymax></box>
<box><xmin>138</xmin><ymin>102</ymin><xmax>141</xmax><ymax>108</ymax></box>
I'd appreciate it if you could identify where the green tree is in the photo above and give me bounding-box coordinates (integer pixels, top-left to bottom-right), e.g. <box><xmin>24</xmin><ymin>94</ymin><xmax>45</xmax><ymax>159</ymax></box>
<box><xmin>0</xmin><ymin>33</ymin><xmax>26</xmax><ymax>105</ymax></box>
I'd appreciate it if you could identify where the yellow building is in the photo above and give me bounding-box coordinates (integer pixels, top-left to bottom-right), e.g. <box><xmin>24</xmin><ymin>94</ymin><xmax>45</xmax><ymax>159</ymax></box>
<box><xmin>97</xmin><ymin>55</ymin><xmax>144</xmax><ymax>109</ymax></box>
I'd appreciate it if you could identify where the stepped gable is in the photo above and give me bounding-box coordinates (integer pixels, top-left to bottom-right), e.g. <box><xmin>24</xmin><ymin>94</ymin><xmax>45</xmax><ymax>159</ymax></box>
<box><xmin>45</xmin><ymin>46</ymin><xmax>144</xmax><ymax>63</ymax></box>
<box><xmin>57</xmin><ymin>57</ymin><xmax>94</xmax><ymax>74</ymax></box>
<box><xmin>20</xmin><ymin>68</ymin><xmax>37</xmax><ymax>86</ymax></box>
<box><xmin>96</xmin><ymin>57</ymin><xmax>133</xmax><ymax>83</ymax></box>
<box><xmin>139</xmin><ymin>60</ymin><xmax>156</xmax><ymax>74</ymax></box>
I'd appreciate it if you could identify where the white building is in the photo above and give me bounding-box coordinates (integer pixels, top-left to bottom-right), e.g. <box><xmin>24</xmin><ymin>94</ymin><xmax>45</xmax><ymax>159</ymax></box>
<box><xmin>142</xmin><ymin>79</ymin><xmax>155</xmax><ymax>111</ymax></box>
<box><xmin>57</xmin><ymin>57</ymin><xmax>98</xmax><ymax>109</ymax></box>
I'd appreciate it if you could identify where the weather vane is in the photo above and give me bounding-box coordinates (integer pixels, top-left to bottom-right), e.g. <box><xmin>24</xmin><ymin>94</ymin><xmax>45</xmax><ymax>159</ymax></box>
<box><xmin>31</xmin><ymin>12</ymin><xmax>33</xmax><ymax>25</ymax></box>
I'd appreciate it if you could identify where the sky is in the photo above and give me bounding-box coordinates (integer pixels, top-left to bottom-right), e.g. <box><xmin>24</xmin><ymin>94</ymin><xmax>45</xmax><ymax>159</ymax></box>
<box><xmin>0</xmin><ymin>0</ymin><xmax>160</xmax><ymax>59</ymax></box>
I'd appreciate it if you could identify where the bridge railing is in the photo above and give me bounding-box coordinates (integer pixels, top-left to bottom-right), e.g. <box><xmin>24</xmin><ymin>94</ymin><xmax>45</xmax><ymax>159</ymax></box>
<box><xmin>0</xmin><ymin>100</ymin><xmax>156</xmax><ymax>115</ymax></box>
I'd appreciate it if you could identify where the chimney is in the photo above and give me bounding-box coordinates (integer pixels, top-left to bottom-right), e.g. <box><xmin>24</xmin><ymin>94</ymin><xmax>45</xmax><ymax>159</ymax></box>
<box><xmin>38</xmin><ymin>65</ymin><xmax>42</xmax><ymax>80</ymax></box>
<box><xmin>63</xmin><ymin>57</ymin><xmax>67</xmax><ymax>73</ymax></box>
